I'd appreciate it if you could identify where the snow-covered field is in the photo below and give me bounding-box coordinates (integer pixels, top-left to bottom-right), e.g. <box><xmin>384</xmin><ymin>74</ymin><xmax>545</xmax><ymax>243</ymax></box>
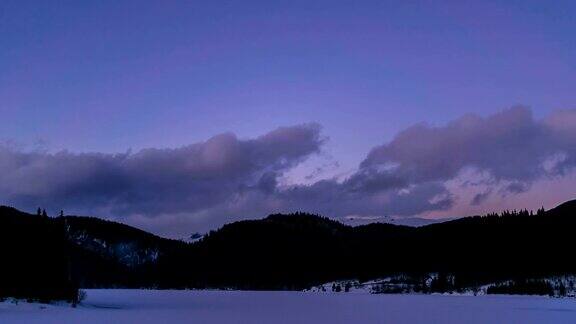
<box><xmin>2</xmin><ymin>289</ymin><xmax>576</xmax><ymax>323</ymax></box>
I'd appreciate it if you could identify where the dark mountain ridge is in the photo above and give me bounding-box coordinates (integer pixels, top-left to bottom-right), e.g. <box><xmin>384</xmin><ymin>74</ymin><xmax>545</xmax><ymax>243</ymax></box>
<box><xmin>1</xmin><ymin>200</ymin><xmax>576</xmax><ymax>299</ymax></box>
<box><xmin>164</xmin><ymin>202</ymin><xmax>576</xmax><ymax>290</ymax></box>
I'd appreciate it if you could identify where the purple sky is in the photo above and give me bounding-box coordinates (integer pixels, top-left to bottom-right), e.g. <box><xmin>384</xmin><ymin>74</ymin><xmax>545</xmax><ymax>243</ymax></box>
<box><xmin>1</xmin><ymin>1</ymin><xmax>576</xmax><ymax>237</ymax></box>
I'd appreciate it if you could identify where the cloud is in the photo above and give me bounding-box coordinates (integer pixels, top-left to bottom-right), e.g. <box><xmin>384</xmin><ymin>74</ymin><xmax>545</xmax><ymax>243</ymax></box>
<box><xmin>471</xmin><ymin>190</ymin><xmax>492</xmax><ymax>206</ymax></box>
<box><xmin>360</xmin><ymin>106</ymin><xmax>576</xmax><ymax>194</ymax></box>
<box><xmin>1</xmin><ymin>107</ymin><xmax>576</xmax><ymax>237</ymax></box>
<box><xmin>0</xmin><ymin>123</ymin><xmax>324</xmax><ymax>218</ymax></box>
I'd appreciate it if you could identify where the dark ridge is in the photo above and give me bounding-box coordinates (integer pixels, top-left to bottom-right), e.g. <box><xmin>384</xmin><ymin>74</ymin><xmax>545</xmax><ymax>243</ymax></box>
<box><xmin>545</xmin><ymin>199</ymin><xmax>576</xmax><ymax>216</ymax></box>
<box><xmin>1</xmin><ymin>198</ymin><xmax>576</xmax><ymax>297</ymax></box>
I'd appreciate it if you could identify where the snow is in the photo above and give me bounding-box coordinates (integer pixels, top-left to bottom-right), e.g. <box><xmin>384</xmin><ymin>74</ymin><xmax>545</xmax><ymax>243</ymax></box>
<box><xmin>2</xmin><ymin>289</ymin><xmax>576</xmax><ymax>323</ymax></box>
<box><xmin>180</xmin><ymin>232</ymin><xmax>204</xmax><ymax>243</ymax></box>
<box><xmin>308</xmin><ymin>275</ymin><xmax>576</xmax><ymax>296</ymax></box>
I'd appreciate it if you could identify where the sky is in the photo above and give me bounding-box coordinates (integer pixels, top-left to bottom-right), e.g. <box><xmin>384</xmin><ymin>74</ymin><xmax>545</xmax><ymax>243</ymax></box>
<box><xmin>1</xmin><ymin>0</ymin><xmax>575</xmax><ymax>237</ymax></box>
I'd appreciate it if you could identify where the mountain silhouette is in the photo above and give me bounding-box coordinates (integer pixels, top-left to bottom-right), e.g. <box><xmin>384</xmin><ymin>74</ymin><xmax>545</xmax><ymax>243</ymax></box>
<box><xmin>1</xmin><ymin>200</ymin><xmax>576</xmax><ymax>299</ymax></box>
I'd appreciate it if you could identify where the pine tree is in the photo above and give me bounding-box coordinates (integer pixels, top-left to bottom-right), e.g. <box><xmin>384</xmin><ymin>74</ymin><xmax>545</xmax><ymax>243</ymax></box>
<box><xmin>559</xmin><ymin>282</ymin><xmax>567</xmax><ymax>296</ymax></box>
<box><xmin>42</xmin><ymin>209</ymin><xmax>48</xmax><ymax>217</ymax></box>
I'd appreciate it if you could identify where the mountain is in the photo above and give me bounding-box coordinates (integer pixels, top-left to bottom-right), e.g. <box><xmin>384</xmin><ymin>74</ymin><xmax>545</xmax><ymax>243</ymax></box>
<box><xmin>2</xmin><ymin>199</ymin><xmax>576</xmax><ymax>299</ymax></box>
<box><xmin>0</xmin><ymin>207</ymin><xmax>188</xmax><ymax>297</ymax></box>
<box><xmin>344</xmin><ymin>215</ymin><xmax>453</xmax><ymax>227</ymax></box>
<box><xmin>62</xmin><ymin>215</ymin><xmax>188</xmax><ymax>288</ymax></box>
<box><xmin>179</xmin><ymin>202</ymin><xmax>576</xmax><ymax>290</ymax></box>
<box><xmin>546</xmin><ymin>199</ymin><xmax>576</xmax><ymax>216</ymax></box>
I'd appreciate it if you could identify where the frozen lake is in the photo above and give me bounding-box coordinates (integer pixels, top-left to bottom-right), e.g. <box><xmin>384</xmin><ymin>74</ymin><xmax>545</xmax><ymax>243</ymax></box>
<box><xmin>2</xmin><ymin>289</ymin><xmax>576</xmax><ymax>323</ymax></box>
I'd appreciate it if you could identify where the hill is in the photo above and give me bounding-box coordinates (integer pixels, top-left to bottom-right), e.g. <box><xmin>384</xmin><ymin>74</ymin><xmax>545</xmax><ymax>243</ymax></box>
<box><xmin>2</xmin><ymin>200</ymin><xmax>576</xmax><ymax>298</ymax></box>
<box><xmin>0</xmin><ymin>207</ymin><xmax>188</xmax><ymax>300</ymax></box>
<box><xmin>178</xmin><ymin>202</ymin><xmax>576</xmax><ymax>290</ymax></box>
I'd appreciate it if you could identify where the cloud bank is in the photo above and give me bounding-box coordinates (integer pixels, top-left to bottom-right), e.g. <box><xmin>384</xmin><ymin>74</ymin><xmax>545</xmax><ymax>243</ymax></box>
<box><xmin>362</xmin><ymin>107</ymin><xmax>576</xmax><ymax>188</ymax></box>
<box><xmin>1</xmin><ymin>107</ymin><xmax>576</xmax><ymax>236</ymax></box>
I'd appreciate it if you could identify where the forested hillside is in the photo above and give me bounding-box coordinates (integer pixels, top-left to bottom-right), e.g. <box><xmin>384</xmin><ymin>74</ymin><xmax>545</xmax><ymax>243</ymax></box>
<box><xmin>2</xmin><ymin>200</ymin><xmax>576</xmax><ymax>299</ymax></box>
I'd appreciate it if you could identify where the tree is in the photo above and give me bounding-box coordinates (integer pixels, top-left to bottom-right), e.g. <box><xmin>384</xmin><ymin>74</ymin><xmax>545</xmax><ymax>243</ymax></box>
<box><xmin>60</xmin><ymin>210</ymin><xmax>64</xmax><ymax>218</ymax></box>
<box><xmin>431</xmin><ymin>273</ymin><xmax>451</xmax><ymax>293</ymax></box>
<box><xmin>344</xmin><ymin>282</ymin><xmax>352</xmax><ymax>292</ymax></box>
<box><xmin>332</xmin><ymin>283</ymin><xmax>342</xmax><ymax>292</ymax></box>
<box><xmin>559</xmin><ymin>282</ymin><xmax>567</xmax><ymax>296</ymax></box>
<box><xmin>42</xmin><ymin>209</ymin><xmax>48</xmax><ymax>218</ymax></box>
<box><xmin>37</xmin><ymin>208</ymin><xmax>42</xmax><ymax>217</ymax></box>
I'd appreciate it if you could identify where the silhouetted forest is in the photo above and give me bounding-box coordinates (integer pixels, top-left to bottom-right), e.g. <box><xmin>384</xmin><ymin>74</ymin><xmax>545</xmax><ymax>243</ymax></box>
<box><xmin>2</xmin><ymin>200</ymin><xmax>576</xmax><ymax>300</ymax></box>
<box><xmin>0</xmin><ymin>207</ymin><xmax>79</xmax><ymax>303</ymax></box>
<box><xmin>167</xmin><ymin>204</ymin><xmax>572</xmax><ymax>291</ymax></box>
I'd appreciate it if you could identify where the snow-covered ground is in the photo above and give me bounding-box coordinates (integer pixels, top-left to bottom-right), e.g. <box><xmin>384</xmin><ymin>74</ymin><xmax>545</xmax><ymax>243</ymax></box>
<box><xmin>2</xmin><ymin>289</ymin><xmax>576</xmax><ymax>323</ymax></box>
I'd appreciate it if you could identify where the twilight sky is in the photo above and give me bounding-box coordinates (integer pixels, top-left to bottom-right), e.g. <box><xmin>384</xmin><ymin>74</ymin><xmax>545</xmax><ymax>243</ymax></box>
<box><xmin>1</xmin><ymin>1</ymin><xmax>575</xmax><ymax>237</ymax></box>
